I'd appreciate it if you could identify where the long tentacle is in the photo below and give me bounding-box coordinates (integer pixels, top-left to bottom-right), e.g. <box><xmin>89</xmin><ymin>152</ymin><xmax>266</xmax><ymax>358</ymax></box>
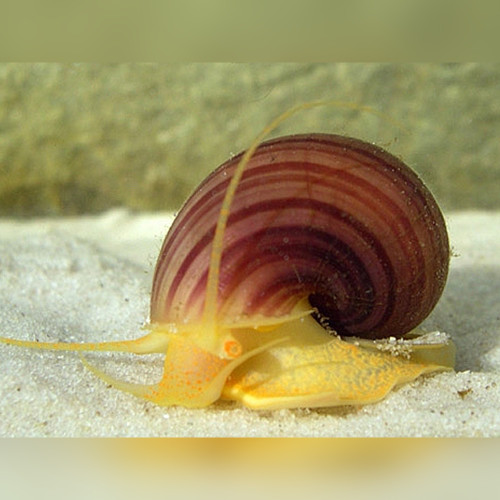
<box><xmin>0</xmin><ymin>329</ymin><xmax>170</xmax><ymax>355</ymax></box>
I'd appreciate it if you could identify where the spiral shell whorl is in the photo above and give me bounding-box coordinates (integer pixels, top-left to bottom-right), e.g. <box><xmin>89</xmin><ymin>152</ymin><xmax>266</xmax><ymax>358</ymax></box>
<box><xmin>151</xmin><ymin>134</ymin><xmax>449</xmax><ymax>339</ymax></box>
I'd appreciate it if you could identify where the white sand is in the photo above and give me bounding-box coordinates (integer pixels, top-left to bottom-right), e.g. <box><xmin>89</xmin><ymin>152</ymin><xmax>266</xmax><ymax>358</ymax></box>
<box><xmin>0</xmin><ymin>209</ymin><xmax>499</xmax><ymax>437</ymax></box>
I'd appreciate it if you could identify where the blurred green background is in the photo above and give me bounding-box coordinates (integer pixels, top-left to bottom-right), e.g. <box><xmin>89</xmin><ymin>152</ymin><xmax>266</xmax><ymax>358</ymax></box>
<box><xmin>1</xmin><ymin>63</ymin><xmax>498</xmax><ymax>216</ymax></box>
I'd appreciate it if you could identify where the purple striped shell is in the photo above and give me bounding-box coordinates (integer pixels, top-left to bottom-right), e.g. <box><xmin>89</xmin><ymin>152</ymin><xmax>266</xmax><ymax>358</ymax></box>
<box><xmin>151</xmin><ymin>134</ymin><xmax>449</xmax><ymax>340</ymax></box>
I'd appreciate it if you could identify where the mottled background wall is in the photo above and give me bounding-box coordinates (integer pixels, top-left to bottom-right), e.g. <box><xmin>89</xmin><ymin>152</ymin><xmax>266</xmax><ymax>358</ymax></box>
<box><xmin>0</xmin><ymin>63</ymin><xmax>498</xmax><ymax>216</ymax></box>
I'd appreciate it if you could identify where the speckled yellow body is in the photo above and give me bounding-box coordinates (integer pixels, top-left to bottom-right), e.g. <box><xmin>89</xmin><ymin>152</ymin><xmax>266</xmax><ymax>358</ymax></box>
<box><xmin>223</xmin><ymin>315</ymin><xmax>451</xmax><ymax>409</ymax></box>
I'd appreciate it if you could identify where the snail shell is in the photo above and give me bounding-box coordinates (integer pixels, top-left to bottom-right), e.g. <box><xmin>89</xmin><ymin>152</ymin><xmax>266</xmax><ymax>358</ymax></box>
<box><xmin>151</xmin><ymin>133</ymin><xmax>449</xmax><ymax>340</ymax></box>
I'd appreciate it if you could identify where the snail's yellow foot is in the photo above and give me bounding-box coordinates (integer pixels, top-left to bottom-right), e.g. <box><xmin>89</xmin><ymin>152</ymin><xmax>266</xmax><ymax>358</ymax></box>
<box><xmin>222</xmin><ymin>316</ymin><xmax>454</xmax><ymax>410</ymax></box>
<box><xmin>223</xmin><ymin>339</ymin><xmax>450</xmax><ymax>410</ymax></box>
